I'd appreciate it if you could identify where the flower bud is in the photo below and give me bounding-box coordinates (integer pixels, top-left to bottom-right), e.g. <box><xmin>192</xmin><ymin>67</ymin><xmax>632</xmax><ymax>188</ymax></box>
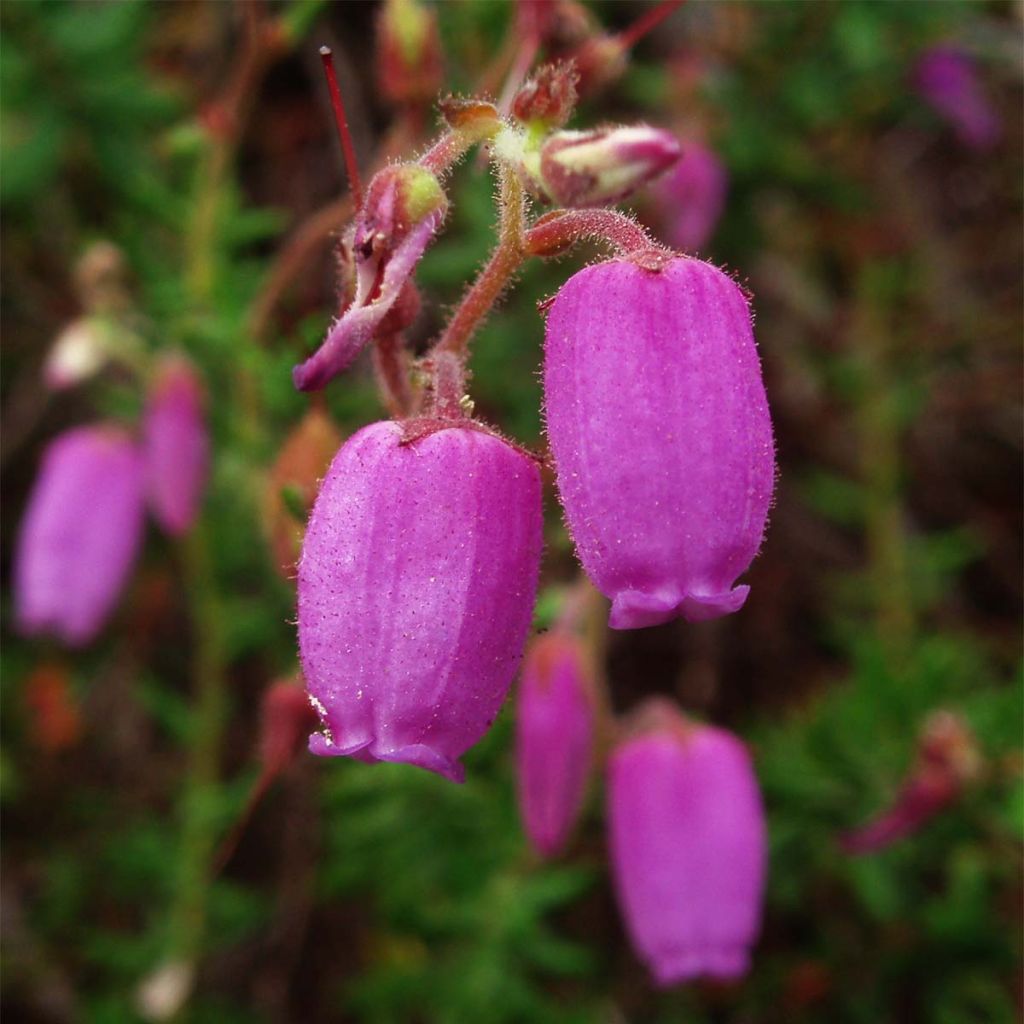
<box><xmin>543</xmin><ymin>256</ymin><xmax>775</xmax><ymax>629</ymax></box>
<box><xmin>264</xmin><ymin>407</ymin><xmax>343</xmax><ymax>577</ymax></box>
<box><xmin>377</xmin><ymin>0</ymin><xmax>444</xmax><ymax>107</ymax></box>
<box><xmin>298</xmin><ymin>419</ymin><xmax>543</xmax><ymax>782</ymax></box>
<box><xmin>293</xmin><ymin>165</ymin><xmax>446</xmax><ymax>391</ymax></box>
<box><xmin>648</xmin><ymin>139</ymin><xmax>728</xmax><ymax>252</ymax></box>
<box><xmin>913</xmin><ymin>45</ymin><xmax>1001</xmax><ymax>152</ymax></box>
<box><xmin>15</xmin><ymin>425</ymin><xmax>145</xmax><ymax>646</ymax></box>
<box><xmin>515</xmin><ymin>630</ymin><xmax>595</xmax><ymax>857</ymax></box>
<box><xmin>511</xmin><ymin>62</ymin><xmax>578</xmax><ymax>130</ymax></box>
<box><xmin>534</xmin><ymin>126</ymin><xmax>681</xmax><ymax>208</ymax></box>
<box><xmin>143</xmin><ymin>355</ymin><xmax>209</xmax><ymax>536</ymax></box>
<box><xmin>608</xmin><ymin>700</ymin><xmax>767</xmax><ymax>986</ymax></box>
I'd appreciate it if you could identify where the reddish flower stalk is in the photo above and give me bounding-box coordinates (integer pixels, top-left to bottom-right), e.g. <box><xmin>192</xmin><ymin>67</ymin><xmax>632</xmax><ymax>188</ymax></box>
<box><xmin>614</xmin><ymin>0</ymin><xmax>687</xmax><ymax>53</ymax></box>
<box><xmin>525</xmin><ymin>208</ymin><xmax>671</xmax><ymax>267</ymax></box>
<box><xmin>319</xmin><ymin>45</ymin><xmax>363</xmax><ymax>204</ymax></box>
<box><xmin>432</xmin><ymin>162</ymin><xmax>527</xmax><ymax>357</ymax></box>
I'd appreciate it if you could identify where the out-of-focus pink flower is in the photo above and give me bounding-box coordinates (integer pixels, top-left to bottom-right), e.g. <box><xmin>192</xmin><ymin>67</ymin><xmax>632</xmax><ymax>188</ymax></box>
<box><xmin>543</xmin><ymin>255</ymin><xmax>775</xmax><ymax>629</ymax></box>
<box><xmin>608</xmin><ymin>699</ymin><xmax>767</xmax><ymax>986</ymax></box>
<box><xmin>841</xmin><ymin>710</ymin><xmax>981</xmax><ymax>855</ymax></box>
<box><xmin>913</xmin><ymin>45</ymin><xmax>1001</xmax><ymax>152</ymax></box>
<box><xmin>15</xmin><ymin>425</ymin><xmax>145</xmax><ymax>646</ymax></box>
<box><xmin>515</xmin><ymin>630</ymin><xmax>595</xmax><ymax>857</ymax></box>
<box><xmin>143</xmin><ymin>356</ymin><xmax>209</xmax><ymax>536</ymax></box>
<box><xmin>649</xmin><ymin>139</ymin><xmax>728</xmax><ymax>252</ymax></box>
<box><xmin>298</xmin><ymin>419</ymin><xmax>543</xmax><ymax>782</ymax></box>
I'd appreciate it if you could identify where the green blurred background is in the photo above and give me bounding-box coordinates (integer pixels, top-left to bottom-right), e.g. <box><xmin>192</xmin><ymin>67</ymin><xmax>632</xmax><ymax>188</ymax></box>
<box><xmin>1</xmin><ymin>1</ymin><xmax>1021</xmax><ymax>1022</ymax></box>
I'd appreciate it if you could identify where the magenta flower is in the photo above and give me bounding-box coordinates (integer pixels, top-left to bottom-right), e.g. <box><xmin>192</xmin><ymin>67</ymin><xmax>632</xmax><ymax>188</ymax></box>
<box><xmin>15</xmin><ymin>425</ymin><xmax>145</xmax><ymax>647</ymax></box>
<box><xmin>914</xmin><ymin>46</ymin><xmax>1001</xmax><ymax>152</ymax></box>
<box><xmin>143</xmin><ymin>356</ymin><xmax>209</xmax><ymax>536</ymax></box>
<box><xmin>543</xmin><ymin>256</ymin><xmax>775</xmax><ymax>629</ymax></box>
<box><xmin>515</xmin><ymin>630</ymin><xmax>595</xmax><ymax>857</ymax></box>
<box><xmin>298</xmin><ymin>419</ymin><xmax>543</xmax><ymax>782</ymax></box>
<box><xmin>649</xmin><ymin>139</ymin><xmax>728</xmax><ymax>252</ymax></box>
<box><xmin>608</xmin><ymin>700</ymin><xmax>767</xmax><ymax>986</ymax></box>
<box><xmin>293</xmin><ymin>165</ymin><xmax>446</xmax><ymax>391</ymax></box>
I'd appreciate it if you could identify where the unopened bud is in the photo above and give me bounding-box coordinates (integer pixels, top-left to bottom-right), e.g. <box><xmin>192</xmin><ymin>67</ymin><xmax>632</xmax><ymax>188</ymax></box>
<box><xmin>511</xmin><ymin>62</ymin><xmax>578</xmax><ymax>130</ymax></box>
<box><xmin>377</xmin><ymin>0</ymin><xmax>444</xmax><ymax>107</ymax></box>
<box><xmin>536</xmin><ymin>125</ymin><xmax>681</xmax><ymax>208</ymax></box>
<box><xmin>353</xmin><ymin>163</ymin><xmax>446</xmax><ymax>259</ymax></box>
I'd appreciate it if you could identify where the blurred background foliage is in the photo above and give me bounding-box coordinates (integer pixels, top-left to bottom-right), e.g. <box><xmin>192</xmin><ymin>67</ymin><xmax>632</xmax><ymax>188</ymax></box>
<box><xmin>1</xmin><ymin>1</ymin><xmax>1021</xmax><ymax>1022</ymax></box>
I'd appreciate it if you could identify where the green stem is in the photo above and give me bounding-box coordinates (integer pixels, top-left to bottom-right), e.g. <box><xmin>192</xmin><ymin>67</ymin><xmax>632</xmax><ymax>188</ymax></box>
<box><xmin>168</xmin><ymin>523</ymin><xmax>228</xmax><ymax>968</ymax></box>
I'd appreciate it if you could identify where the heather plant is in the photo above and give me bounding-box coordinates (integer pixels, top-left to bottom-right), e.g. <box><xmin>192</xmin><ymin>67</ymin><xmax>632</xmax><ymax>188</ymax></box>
<box><xmin>2</xmin><ymin>2</ymin><xmax>1020</xmax><ymax>1023</ymax></box>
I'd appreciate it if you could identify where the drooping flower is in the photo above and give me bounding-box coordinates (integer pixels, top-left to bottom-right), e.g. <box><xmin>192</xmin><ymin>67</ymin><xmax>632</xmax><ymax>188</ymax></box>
<box><xmin>543</xmin><ymin>255</ymin><xmax>775</xmax><ymax>629</ymax></box>
<box><xmin>515</xmin><ymin>629</ymin><xmax>595</xmax><ymax>857</ymax></box>
<box><xmin>608</xmin><ymin>699</ymin><xmax>767</xmax><ymax>986</ymax></box>
<box><xmin>143</xmin><ymin>355</ymin><xmax>209</xmax><ymax>536</ymax></box>
<box><xmin>648</xmin><ymin>139</ymin><xmax>728</xmax><ymax>252</ymax></box>
<box><xmin>15</xmin><ymin>425</ymin><xmax>145</xmax><ymax>646</ymax></box>
<box><xmin>298</xmin><ymin>419</ymin><xmax>543</xmax><ymax>782</ymax></box>
<box><xmin>292</xmin><ymin>165</ymin><xmax>447</xmax><ymax>391</ymax></box>
<box><xmin>913</xmin><ymin>45</ymin><xmax>1001</xmax><ymax>152</ymax></box>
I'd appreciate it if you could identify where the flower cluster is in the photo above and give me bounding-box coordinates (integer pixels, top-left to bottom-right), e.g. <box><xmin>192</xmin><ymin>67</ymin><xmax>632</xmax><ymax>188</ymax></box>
<box><xmin>15</xmin><ymin>353</ymin><xmax>209</xmax><ymax>646</ymax></box>
<box><xmin>291</xmin><ymin>45</ymin><xmax>776</xmax><ymax>985</ymax></box>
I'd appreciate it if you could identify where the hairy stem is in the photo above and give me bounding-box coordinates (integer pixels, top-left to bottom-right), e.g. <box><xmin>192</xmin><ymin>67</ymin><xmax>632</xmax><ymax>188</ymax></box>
<box><xmin>433</xmin><ymin>163</ymin><xmax>526</xmax><ymax>357</ymax></box>
<box><xmin>524</xmin><ymin>208</ymin><xmax>668</xmax><ymax>264</ymax></box>
<box><xmin>372</xmin><ymin>332</ymin><xmax>413</xmax><ymax>417</ymax></box>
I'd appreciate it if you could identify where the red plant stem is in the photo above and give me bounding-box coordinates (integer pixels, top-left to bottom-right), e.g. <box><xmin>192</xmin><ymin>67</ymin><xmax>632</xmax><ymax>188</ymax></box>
<box><xmin>524</xmin><ymin>209</ymin><xmax>670</xmax><ymax>263</ymax></box>
<box><xmin>372</xmin><ymin>332</ymin><xmax>413</xmax><ymax>417</ymax></box>
<box><xmin>432</xmin><ymin>163</ymin><xmax>526</xmax><ymax>358</ymax></box>
<box><xmin>614</xmin><ymin>0</ymin><xmax>687</xmax><ymax>53</ymax></box>
<box><xmin>319</xmin><ymin>45</ymin><xmax>363</xmax><ymax>205</ymax></box>
<box><xmin>430</xmin><ymin>351</ymin><xmax>467</xmax><ymax>419</ymax></box>
<box><xmin>419</xmin><ymin>118</ymin><xmax>501</xmax><ymax>177</ymax></box>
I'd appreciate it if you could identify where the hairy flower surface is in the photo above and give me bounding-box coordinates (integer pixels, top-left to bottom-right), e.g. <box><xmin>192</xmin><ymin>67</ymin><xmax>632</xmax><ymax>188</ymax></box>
<box><xmin>515</xmin><ymin>630</ymin><xmax>595</xmax><ymax>857</ymax></box>
<box><xmin>544</xmin><ymin>255</ymin><xmax>775</xmax><ymax>629</ymax></box>
<box><xmin>649</xmin><ymin>139</ymin><xmax>728</xmax><ymax>252</ymax></box>
<box><xmin>15</xmin><ymin>425</ymin><xmax>145</xmax><ymax>646</ymax></box>
<box><xmin>298</xmin><ymin>420</ymin><xmax>543</xmax><ymax>782</ymax></box>
<box><xmin>143</xmin><ymin>356</ymin><xmax>209</xmax><ymax>535</ymax></box>
<box><xmin>608</xmin><ymin>700</ymin><xmax>767</xmax><ymax>986</ymax></box>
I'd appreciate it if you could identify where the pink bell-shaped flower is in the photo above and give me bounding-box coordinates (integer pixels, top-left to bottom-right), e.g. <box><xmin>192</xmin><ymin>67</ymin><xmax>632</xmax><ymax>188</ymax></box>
<box><xmin>608</xmin><ymin>699</ymin><xmax>767</xmax><ymax>986</ymax></box>
<box><xmin>298</xmin><ymin>419</ymin><xmax>543</xmax><ymax>782</ymax></box>
<box><xmin>543</xmin><ymin>255</ymin><xmax>775</xmax><ymax>629</ymax></box>
<box><xmin>143</xmin><ymin>355</ymin><xmax>210</xmax><ymax>536</ymax></box>
<box><xmin>15</xmin><ymin>424</ymin><xmax>145</xmax><ymax>646</ymax></box>
<box><xmin>648</xmin><ymin>139</ymin><xmax>728</xmax><ymax>252</ymax></box>
<box><xmin>515</xmin><ymin>629</ymin><xmax>595</xmax><ymax>857</ymax></box>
